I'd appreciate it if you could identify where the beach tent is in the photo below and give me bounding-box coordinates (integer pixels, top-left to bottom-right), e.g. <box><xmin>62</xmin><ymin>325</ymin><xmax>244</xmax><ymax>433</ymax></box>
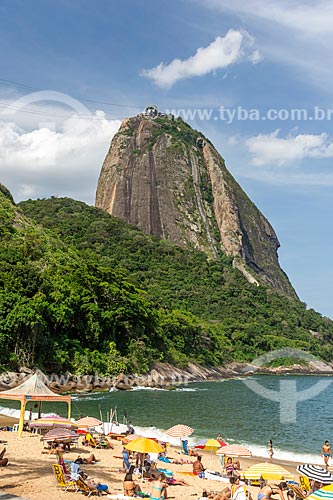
<box><xmin>0</xmin><ymin>373</ymin><xmax>71</xmax><ymax>436</ymax></box>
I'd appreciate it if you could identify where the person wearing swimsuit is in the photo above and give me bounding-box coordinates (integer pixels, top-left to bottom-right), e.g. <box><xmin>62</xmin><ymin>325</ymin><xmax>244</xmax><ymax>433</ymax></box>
<box><xmin>258</xmin><ymin>482</ymin><xmax>288</xmax><ymax>500</ymax></box>
<box><xmin>268</xmin><ymin>440</ymin><xmax>274</xmax><ymax>462</ymax></box>
<box><xmin>150</xmin><ymin>472</ymin><xmax>168</xmax><ymax>500</ymax></box>
<box><xmin>322</xmin><ymin>441</ymin><xmax>331</xmax><ymax>469</ymax></box>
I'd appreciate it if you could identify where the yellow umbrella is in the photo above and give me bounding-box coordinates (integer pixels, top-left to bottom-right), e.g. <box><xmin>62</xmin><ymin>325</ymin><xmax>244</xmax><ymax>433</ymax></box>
<box><xmin>204</xmin><ymin>439</ymin><xmax>222</xmax><ymax>451</ymax></box>
<box><xmin>125</xmin><ymin>437</ymin><xmax>164</xmax><ymax>454</ymax></box>
<box><xmin>203</xmin><ymin>439</ymin><xmax>222</xmax><ymax>470</ymax></box>
<box><xmin>243</xmin><ymin>462</ymin><xmax>294</xmax><ymax>480</ymax></box>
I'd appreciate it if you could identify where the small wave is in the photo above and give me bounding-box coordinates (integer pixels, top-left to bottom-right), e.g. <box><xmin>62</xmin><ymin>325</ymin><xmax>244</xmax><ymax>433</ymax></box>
<box><xmin>131</xmin><ymin>386</ymin><xmax>167</xmax><ymax>392</ymax></box>
<box><xmin>174</xmin><ymin>387</ymin><xmax>208</xmax><ymax>392</ymax></box>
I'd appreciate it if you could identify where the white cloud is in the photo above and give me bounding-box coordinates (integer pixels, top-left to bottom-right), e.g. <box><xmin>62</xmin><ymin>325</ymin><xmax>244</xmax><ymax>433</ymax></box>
<box><xmin>0</xmin><ymin>106</ymin><xmax>121</xmax><ymax>203</ymax></box>
<box><xmin>197</xmin><ymin>1</ymin><xmax>333</xmax><ymax>91</ymax></box>
<box><xmin>245</xmin><ymin>130</ymin><xmax>333</xmax><ymax>166</ymax></box>
<box><xmin>203</xmin><ymin>0</ymin><xmax>333</xmax><ymax>36</ymax></box>
<box><xmin>142</xmin><ymin>30</ymin><xmax>260</xmax><ymax>88</ymax></box>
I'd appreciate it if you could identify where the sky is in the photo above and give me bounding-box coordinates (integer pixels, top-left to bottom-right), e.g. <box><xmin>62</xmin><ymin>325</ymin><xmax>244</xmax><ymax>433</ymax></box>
<box><xmin>0</xmin><ymin>0</ymin><xmax>332</xmax><ymax>318</ymax></box>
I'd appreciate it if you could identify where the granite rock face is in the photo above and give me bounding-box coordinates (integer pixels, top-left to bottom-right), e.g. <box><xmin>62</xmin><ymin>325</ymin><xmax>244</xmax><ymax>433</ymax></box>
<box><xmin>95</xmin><ymin>114</ymin><xmax>296</xmax><ymax>297</ymax></box>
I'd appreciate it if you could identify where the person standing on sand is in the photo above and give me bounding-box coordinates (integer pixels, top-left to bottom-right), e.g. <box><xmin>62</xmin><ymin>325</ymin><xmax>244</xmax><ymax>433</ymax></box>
<box><xmin>322</xmin><ymin>441</ymin><xmax>331</xmax><ymax>469</ymax></box>
<box><xmin>268</xmin><ymin>440</ymin><xmax>274</xmax><ymax>462</ymax></box>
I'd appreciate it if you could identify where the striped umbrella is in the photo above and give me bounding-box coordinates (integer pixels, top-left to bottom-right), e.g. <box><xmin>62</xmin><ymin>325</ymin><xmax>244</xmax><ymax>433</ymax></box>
<box><xmin>308</xmin><ymin>485</ymin><xmax>333</xmax><ymax>500</ymax></box>
<box><xmin>244</xmin><ymin>462</ymin><xmax>294</xmax><ymax>480</ymax></box>
<box><xmin>216</xmin><ymin>444</ymin><xmax>252</xmax><ymax>457</ymax></box>
<box><xmin>166</xmin><ymin>424</ymin><xmax>194</xmax><ymax>438</ymax></box>
<box><xmin>41</xmin><ymin>427</ymin><xmax>79</xmax><ymax>441</ymax></box>
<box><xmin>75</xmin><ymin>416</ymin><xmax>102</xmax><ymax>428</ymax></box>
<box><xmin>29</xmin><ymin>415</ymin><xmax>79</xmax><ymax>430</ymax></box>
<box><xmin>297</xmin><ymin>465</ymin><xmax>333</xmax><ymax>484</ymax></box>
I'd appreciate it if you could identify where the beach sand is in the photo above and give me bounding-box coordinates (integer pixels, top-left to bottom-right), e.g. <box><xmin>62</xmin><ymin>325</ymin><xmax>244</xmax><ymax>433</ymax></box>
<box><xmin>0</xmin><ymin>430</ymin><xmax>301</xmax><ymax>500</ymax></box>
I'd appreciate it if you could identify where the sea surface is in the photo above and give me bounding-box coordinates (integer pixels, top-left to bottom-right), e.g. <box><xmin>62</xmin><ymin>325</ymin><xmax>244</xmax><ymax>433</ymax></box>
<box><xmin>3</xmin><ymin>375</ymin><xmax>333</xmax><ymax>465</ymax></box>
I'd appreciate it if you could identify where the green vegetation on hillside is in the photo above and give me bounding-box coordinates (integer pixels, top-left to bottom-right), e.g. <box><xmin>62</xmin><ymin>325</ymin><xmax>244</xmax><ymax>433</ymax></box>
<box><xmin>15</xmin><ymin>196</ymin><xmax>333</xmax><ymax>374</ymax></box>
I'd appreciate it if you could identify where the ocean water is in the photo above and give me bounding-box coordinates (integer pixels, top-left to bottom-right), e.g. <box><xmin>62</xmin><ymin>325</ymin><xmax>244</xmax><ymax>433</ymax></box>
<box><xmin>3</xmin><ymin>375</ymin><xmax>333</xmax><ymax>465</ymax></box>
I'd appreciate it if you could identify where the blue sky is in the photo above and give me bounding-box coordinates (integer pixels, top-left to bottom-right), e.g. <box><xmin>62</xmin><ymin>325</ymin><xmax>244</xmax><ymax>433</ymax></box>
<box><xmin>0</xmin><ymin>0</ymin><xmax>332</xmax><ymax>318</ymax></box>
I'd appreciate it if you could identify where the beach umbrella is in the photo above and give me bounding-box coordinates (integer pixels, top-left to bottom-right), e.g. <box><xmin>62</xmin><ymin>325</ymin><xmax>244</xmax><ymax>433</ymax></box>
<box><xmin>203</xmin><ymin>439</ymin><xmax>222</xmax><ymax>451</ymax></box>
<box><xmin>166</xmin><ymin>424</ymin><xmax>194</xmax><ymax>438</ymax></box>
<box><xmin>75</xmin><ymin>416</ymin><xmax>102</xmax><ymax>428</ymax></box>
<box><xmin>297</xmin><ymin>465</ymin><xmax>333</xmax><ymax>484</ymax></box>
<box><xmin>122</xmin><ymin>434</ymin><xmax>145</xmax><ymax>445</ymax></box>
<box><xmin>125</xmin><ymin>437</ymin><xmax>164</xmax><ymax>454</ymax></box>
<box><xmin>195</xmin><ymin>439</ymin><xmax>222</xmax><ymax>470</ymax></box>
<box><xmin>41</xmin><ymin>427</ymin><xmax>79</xmax><ymax>441</ymax></box>
<box><xmin>29</xmin><ymin>415</ymin><xmax>79</xmax><ymax>430</ymax></box>
<box><xmin>216</xmin><ymin>444</ymin><xmax>252</xmax><ymax>457</ymax></box>
<box><xmin>195</xmin><ymin>438</ymin><xmax>227</xmax><ymax>449</ymax></box>
<box><xmin>243</xmin><ymin>462</ymin><xmax>294</xmax><ymax>480</ymax></box>
<box><xmin>308</xmin><ymin>485</ymin><xmax>333</xmax><ymax>500</ymax></box>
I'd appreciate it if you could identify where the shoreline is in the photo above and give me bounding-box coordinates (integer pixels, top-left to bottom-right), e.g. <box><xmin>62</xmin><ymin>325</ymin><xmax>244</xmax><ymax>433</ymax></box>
<box><xmin>1</xmin><ymin>360</ymin><xmax>333</xmax><ymax>395</ymax></box>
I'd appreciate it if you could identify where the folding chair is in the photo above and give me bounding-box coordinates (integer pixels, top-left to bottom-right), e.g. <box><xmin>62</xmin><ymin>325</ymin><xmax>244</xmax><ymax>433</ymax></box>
<box><xmin>51</xmin><ymin>463</ymin><xmax>77</xmax><ymax>492</ymax></box>
<box><xmin>76</xmin><ymin>476</ymin><xmax>99</xmax><ymax>497</ymax></box>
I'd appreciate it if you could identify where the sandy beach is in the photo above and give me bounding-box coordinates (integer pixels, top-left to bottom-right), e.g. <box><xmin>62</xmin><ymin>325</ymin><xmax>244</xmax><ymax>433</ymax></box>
<box><xmin>0</xmin><ymin>430</ymin><xmax>302</xmax><ymax>500</ymax></box>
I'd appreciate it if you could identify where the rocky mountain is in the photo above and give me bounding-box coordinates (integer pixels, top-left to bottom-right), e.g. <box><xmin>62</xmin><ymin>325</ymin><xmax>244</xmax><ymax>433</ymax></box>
<box><xmin>95</xmin><ymin>112</ymin><xmax>296</xmax><ymax>298</ymax></box>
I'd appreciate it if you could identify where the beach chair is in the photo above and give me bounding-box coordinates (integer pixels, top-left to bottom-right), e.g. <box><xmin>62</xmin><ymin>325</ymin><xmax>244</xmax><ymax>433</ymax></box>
<box><xmin>299</xmin><ymin>476</ymin><xmax>311</xmax><ymax>492</ymax></box>
<box><xmin>85</xmin><ymin>432</ymin><xmax>107</xmax><ymax>449</ymax></box>
<box><xmin>288</xmin><ymin>484</ymin><xmax>307</xmax><ymax>500</ymax></box>
<box><xmin>76</xmin><ymin>476</ymin><xmax>99</xmax><ymax>497</ymax></box>
<box><xmin>52</xmin><ymin>463</ymin><xmax>77</xmax><ymax>492</ymax></box>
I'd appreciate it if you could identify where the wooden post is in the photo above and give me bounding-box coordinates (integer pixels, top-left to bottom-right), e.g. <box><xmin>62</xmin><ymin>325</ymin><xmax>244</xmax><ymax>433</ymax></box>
<box><xmin>18</xmin><ymin>398</ymin><xmax>26</xmax><ymax>437</ymax></box>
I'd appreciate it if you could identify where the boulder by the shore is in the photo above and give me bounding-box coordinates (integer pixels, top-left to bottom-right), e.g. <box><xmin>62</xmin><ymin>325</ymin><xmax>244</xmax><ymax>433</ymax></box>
<box><xmin>0</xmin><ymin>359</ymin><xmax>332</xmax><ymax>394</ymax></box>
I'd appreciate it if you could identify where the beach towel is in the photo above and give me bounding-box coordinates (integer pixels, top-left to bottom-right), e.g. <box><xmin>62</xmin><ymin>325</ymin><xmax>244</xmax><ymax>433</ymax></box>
<box><xmin>70</xmin><ymin>461</ymin><xmax>81</xmax><ymax>481</ymax></box>
<box><xmin>203</xmin><ymin>471</ymin><xmax>230</xmax><ymax>482</ymax></box>
<box><xmin>181</xmin><ymin>440</ymin><xmax>189</xmax><ymax>455</ymax></box>
<box><xmin>157</xmin><ymin>468</ymin><xmax>173</xmax><ymax>476</ymax></box>
<box><xmin>122</xmin><ymin>450</ymin><xmax>131</xmax><ymax>472</ymax></box>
